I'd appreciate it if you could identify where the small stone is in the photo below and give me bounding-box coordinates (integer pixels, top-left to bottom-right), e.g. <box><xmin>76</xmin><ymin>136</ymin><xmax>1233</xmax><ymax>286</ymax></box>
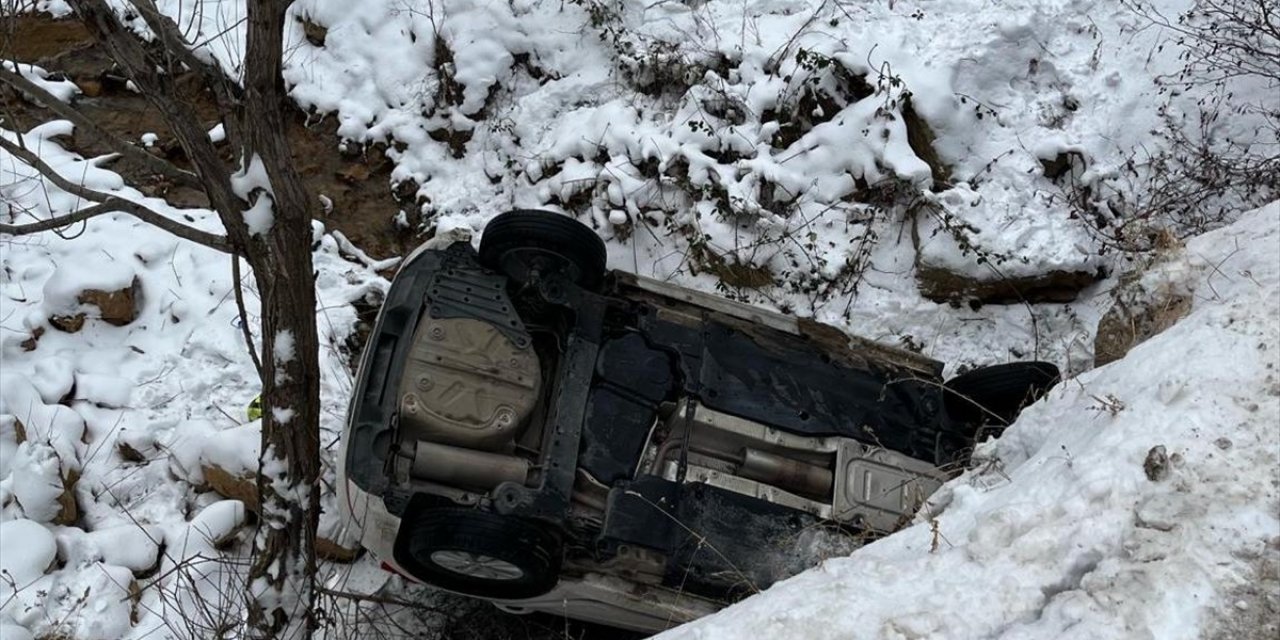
<box><xmin>1144</xmin><ymin>445</ymin><xmax>1170</xmax><ymax>482</ymax></box>
<box><xmin>1094</xmin><ymin>284</ymin><xmax>1192</xmax><ymax>367</ymax></box>
<box><xmin>118</xmin><ymin>440</ymin><xmax>147</xmax><ymax>463</ymax></box>
<box><xmin>202</xmin><ymin>464</ymin><xmax>260</xmax><ymax>513</ymax></box>
<box><xmin>20</xmin><ymin>326</ymin><xmax>45</xmax><ymax>351</ymax></box>
<box><xmin>55</xmin><ymin>468</ymin><xmax>80</xmax><ymax>526</ymax></box>
<box><xmin>49</xmin><ymin>277</ymin><xmax>143</xmax><ymax>332</ymax></box>
<box><xmin>79</xmin><ymin>276</ymin><xmax>143</xmax><ymax>326</ymax></box>
<box><xmin>301</xmin><ymin>17</ymin><xmax>328</xmax><ymax>47</ymax></box>
<box><xmin>49</xmin><ymin>313</ymin><xmax>86</xmax><ymax>333</ymax></box>
<box><xmin>75</xmin><ymin>78</ymin><xmax>103</xmax><ymax>97</ymax></box>
<box><xmin>336</xmin><ymin>164</ymin><xmax>371</xmax><ymax>184</ymax></box>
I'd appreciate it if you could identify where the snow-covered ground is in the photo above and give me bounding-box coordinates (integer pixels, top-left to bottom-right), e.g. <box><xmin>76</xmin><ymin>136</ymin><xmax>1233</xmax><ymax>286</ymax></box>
<box><xmin>0</xmin><ymin>124</ymin><xmax>389</xmax><ymax>637</ymax></box>
<box><xmin>658</xmin><ymin>202</ymin><xmax>1280</xmax><ymax>640</ymax></box>
<box><xmin>2</xmin><ymin>0</ymin><xmax>1276</xmax><ymax>638</ymax></box>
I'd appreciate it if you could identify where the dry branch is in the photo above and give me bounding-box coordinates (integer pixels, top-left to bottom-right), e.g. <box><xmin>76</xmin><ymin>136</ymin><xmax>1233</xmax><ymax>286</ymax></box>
<box><xmin>0</xmin><ymin>134</ymin><xmax>230</xmax><ymax>250</ymax></box>
<box><xmin>0</xmin><ymin>65</ymin><xmax>202</xmax><ymax>189</ymax></box>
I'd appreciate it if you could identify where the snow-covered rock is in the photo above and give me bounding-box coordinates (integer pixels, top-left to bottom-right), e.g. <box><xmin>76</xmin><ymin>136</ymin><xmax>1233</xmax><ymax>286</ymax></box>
<box><xmin>55</xmin><ymin>524</ymin><xmax>164</xmax><ymax>575</ymax></box>
<box><xmin>43</xmin><ymin>259</ymin><xmax>142</xmax><ymax>331</ymax></box>
<box><xmin>9</xmin><ymin>441</ymin><xmax>76</xmax><ymax>524</ymax></box>
<box><xmin>0</xmin><ymin>519</ymin><xmax>57</xmax><ymax>588</ymax></box>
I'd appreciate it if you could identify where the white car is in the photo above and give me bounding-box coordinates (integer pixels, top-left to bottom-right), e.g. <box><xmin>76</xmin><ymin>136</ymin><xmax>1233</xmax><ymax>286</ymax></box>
<box><xmin>337</xmin><ymin>210</ymin><xmax>1058</xmax><ymax>633</ymax></box>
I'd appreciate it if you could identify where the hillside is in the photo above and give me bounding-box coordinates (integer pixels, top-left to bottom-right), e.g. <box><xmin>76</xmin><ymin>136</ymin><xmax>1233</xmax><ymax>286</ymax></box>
<box><xmin>1</xmin><ymin>0</ymin><xmax>1275</xmax><ymax>638</ymax></box>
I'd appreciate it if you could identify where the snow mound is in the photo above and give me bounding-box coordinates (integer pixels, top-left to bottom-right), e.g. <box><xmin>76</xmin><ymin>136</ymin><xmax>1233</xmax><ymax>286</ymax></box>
<box><xmin>56</xmin><ymin>524</ymin><xmax>163</xmax><ymax>573</ymax></box>
<box><xmin>660</xmin><ymin>202</ymin><xmax>1280</xmax><ymax>639</ymax></box>
<box><xmin>0</xmin><ymin>519</ymin><xmax>56</xmax><ymax>590</ymax></box>
<box><xmin>7</xmin><ymin>442</ymin><xmax>68</xmax><ymax>523</ymax></box>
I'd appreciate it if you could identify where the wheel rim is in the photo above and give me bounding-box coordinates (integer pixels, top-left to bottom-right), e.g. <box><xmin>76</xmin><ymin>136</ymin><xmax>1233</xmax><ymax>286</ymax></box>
<box><xmin>429</xmin><ymin>550</ymin><xmax>526</xmax><ymax>581</ymax></box>
<box><xmin>499</xmin><ymin>247</ymin><xmax>583</xmax><ymax>285</ymax></box>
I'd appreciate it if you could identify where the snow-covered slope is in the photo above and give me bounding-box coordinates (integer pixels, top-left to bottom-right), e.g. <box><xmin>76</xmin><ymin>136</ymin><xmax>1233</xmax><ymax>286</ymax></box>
<box><xmin>659</xmin><ymin>203</ymin><xmax>1280</xmax><ymax>639</ymax></box>
<box><xmin>2</xmin><ymin>0</ymin><xmax>1276</xmax><ymax>638</ymax></box>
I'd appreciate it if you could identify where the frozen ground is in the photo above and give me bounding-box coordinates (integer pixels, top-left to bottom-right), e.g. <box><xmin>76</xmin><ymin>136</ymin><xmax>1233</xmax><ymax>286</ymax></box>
<box><xmin>2</xmin><ymin>0</ymin><xmax>1277</xmax><ymax>638</ymax></box>
<box><xmin>657</xmin><ymin>202</ymin><xmax>1280</xmax><ymax>640</ymax></box>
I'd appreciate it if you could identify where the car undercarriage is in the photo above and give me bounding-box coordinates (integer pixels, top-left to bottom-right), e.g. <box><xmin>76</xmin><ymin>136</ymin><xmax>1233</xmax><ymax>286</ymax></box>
<box><xmin>339</xmin><ymin>210</ymin><xmax>1059</xmax><ymax>631</ymax></box>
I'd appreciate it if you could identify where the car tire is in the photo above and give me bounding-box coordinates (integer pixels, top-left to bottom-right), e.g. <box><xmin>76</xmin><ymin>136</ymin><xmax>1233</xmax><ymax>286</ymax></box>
<box><xmin>479</xmin><ymin>209</ymin><xmax>608</xmax><ymax>291</ymax></box>
<box><xmin>395</xmin><ymin>508</ymin><xmax>562</xmax><ymax>600</ymax></box>
<box><xmin>943</xmin><ymin>361</ymin><xmax>1060</xmax><ymax>428</ymax></box>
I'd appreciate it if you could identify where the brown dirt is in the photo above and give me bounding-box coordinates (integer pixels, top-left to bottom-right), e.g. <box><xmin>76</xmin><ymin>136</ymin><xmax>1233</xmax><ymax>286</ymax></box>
<box><xmin>3</xmin><ymin>13</ymin><xmax>421</xmax><ymax>262</ymax></box>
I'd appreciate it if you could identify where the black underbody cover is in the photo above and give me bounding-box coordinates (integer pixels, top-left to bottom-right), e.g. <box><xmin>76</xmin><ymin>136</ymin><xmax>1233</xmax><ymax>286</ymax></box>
<box><xmin>698</xmin><ymin>322</ymin><xmax>946</xmax><ymax>461</ymax></box>
<box><xmin>578</xmin><ymin>309</ymin><xmax>949</xmax><ymax>484</ymax></box>
<box><xmin>579</xmin><ymin>332</ymin><xmax>676</xmax><ymax>484</ymax></box>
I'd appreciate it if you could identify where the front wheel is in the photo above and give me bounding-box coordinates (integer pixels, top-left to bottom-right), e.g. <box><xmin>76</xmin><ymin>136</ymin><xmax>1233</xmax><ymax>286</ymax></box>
<box><xmin>943</xmin><ymin>361</ymin><xmax>1060</xmax><ymax>429</ymax></box>
<box><xmin>394</xmin><ymin>508</ymin><xmax>562</xmax><ymax>600</ymax></box>
<box><xmin>479</xmin><ymin>209</ymin><xmax>608</xmax><ymax>292</ymax></box>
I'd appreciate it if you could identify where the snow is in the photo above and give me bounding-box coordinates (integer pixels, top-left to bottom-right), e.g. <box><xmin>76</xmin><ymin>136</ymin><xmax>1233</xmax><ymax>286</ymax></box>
<box><xmin>657</xmin><ymin>203</ymin><xmax>1280</xmax><ymax>640</ymax></box>
<box><xmin>3</xmin><ymin>61</ymin><xmax>79</xmax><ymax>102</ymax></box>
<box><xmin>0</xmin><ymin>623</ymin><xmax>35</xmax><ymax>640</ymax></box>
<box><xmin>1</xmin><ymin>116</ymin><xmax>385</xmax><ymax>640</ymax></box>
<box><xmin>31</xmin><ymin>357</ymin><xmax>75</xmax><ymax>404</ymax></box>
<box><xmin>207</xmin><ymin>123</ymin><xmax>226</xmax><ymax>143</ymax></box>
<box><xmin>273</xmin><ymin>329</ymin><xmax>296</xmax><ymax>364</ymax></box>
<box><xmin>0</xmin><ymin>519</ymin><xmax>57</xmax><ymax>588</ymax></box>
<box><xmin>1</xmin><ymin>0</ymin><xmax>1276</xmax><ymax>637</ymax></box>
<box><xmin>241</xmin><ymin>197</ymin><xmax>274</xmax><ymax>236</ymax></box>
<box><xmin>230</xmin><ymin>153</ymin><xmax>273</xmax><ymax>200</ymax></box>
<box><xmin>7</xmin><ymin>442</ymin><xmax>67</xmax><ymax>523</ymax></box>
<box><xmin>71</xmin><ymin>372</ymin><xmax>133</xmax><ymax>409</ymax></box>
<box><xmin>232</xmin><ymin>153</ymin><xmax>276</xmax><ymax>235</ymax></box>
<box><xmin>0</xmin><ymin>375</ymin><xmax>86</xmax><ymax>471</ymax></box>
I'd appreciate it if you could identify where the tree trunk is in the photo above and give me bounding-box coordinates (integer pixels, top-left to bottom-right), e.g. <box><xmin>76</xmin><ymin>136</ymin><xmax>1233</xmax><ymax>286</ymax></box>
<box><xmin>248</xmin><ymin>254</ymin><xmax>321</xmax><ymax>637</ymax></box>
<box><xmin>239</xmin><ymin>1</ymin><xmax>322</xmax><ymax>636</ymax></box>
<box><xmin>22</xmin><ymin>1</ymin><xmax>323</xmax><ymax>635</ymax></box>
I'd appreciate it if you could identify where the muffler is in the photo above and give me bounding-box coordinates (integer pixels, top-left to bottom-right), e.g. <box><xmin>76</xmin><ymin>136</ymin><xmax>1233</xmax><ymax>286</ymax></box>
<box><xmin>410</xmin><ymin>441</ymin><xmax>530</xmax><ymax>490</ymax></box>
<box><xmin>738</xmin><ymin>447</ymin><xmax>833</xmax><ymax>499</ymax></box>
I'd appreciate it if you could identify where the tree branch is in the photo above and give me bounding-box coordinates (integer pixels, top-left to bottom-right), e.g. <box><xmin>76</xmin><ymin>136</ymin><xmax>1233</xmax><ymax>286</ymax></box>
<box><xmin>68</xmin><ymin>0</ymin><xmax>251</xmax><ymax>249</ymax></box>
<box><xmin>0</xmin><ymin>65</ymin><xmax>202</xmax><ymax>189</ymax></box>
<box><xmin>123</xmin><ymin>0</ymin><xmax>245</xmax><ymax>147</ymax></box>
<box><xmin>232</xmin><ymin>251</ymin><xmax>264</xmax><ymax>375</ymax></box>
<box><xmin>0</xmin><ymin>134</ymin><xmax>231</xmax><ymax>251</ymax></box>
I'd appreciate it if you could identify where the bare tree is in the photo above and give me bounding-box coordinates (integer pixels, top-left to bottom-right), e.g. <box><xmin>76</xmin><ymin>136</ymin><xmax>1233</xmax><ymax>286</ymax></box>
<box><xmin>1</xmin><ymin>1</ymin><xmax>320</xmax><ymax>636</ymax></box>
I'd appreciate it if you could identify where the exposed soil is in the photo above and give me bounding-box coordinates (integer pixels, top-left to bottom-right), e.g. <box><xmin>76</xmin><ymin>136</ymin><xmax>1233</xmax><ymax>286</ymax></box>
<box><xmin>2</xmin><ymin>13</ymin><xmax>421</xmax><ymax>262</ymax></box>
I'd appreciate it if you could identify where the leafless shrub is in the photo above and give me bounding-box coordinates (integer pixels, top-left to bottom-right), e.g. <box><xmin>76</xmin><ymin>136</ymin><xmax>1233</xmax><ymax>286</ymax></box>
<box><xmin>1077</xmin><ymin>1</ymin><xmax>1280</xmax><ymax>253</ymax></box>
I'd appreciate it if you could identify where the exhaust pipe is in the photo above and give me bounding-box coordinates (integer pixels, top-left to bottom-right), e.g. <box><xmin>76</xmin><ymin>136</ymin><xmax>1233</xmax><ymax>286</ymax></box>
<box><xmin>411</xmin><ymin>441</ymin><xmax>530</xmax><ymax>490</ymax></box>
<box><xmin>738</xmin><ymin>447</ymin><xmax>833</xmax><ymax>499</ymax></box>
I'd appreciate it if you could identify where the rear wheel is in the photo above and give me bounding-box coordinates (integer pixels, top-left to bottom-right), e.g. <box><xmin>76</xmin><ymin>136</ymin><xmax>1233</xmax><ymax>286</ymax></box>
<box><xmin>394</xmin><ymin>508</ymin><xmax>562</xmax><ymax>600</ymax></box>
<box><xmin>479</xmin><ymin>209</ymin><xmax>608</xmax><ymax>292</ymax></box>
<box><xmin>943</xmin><ymin>362</ymin><xmax>1060</xmax><ymax>430</ymax></box>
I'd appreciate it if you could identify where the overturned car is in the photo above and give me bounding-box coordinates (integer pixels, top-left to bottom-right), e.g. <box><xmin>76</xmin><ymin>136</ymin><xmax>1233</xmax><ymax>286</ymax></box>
<box><xmin>337</xmin><ymin>210</ymin><xmax>1058</xmax><ymax>632</ymax></box>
